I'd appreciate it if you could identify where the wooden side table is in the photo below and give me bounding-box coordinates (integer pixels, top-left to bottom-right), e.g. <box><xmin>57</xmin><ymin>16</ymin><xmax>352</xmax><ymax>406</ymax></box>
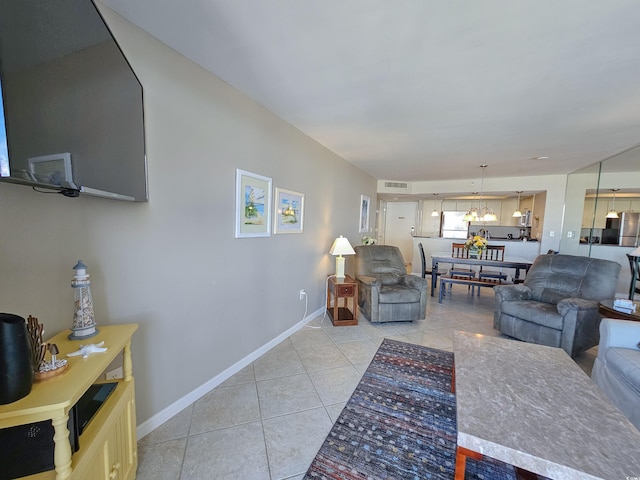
<box><xmin>327</xmin><ymin>275</ymin><xmax>358</xmax><ymax>326</ymax></box>
<box><xmin>0</xmin><ymin>324</ymin><xmax>138</xmax><ymax>480</ymax></box>
<box><xmin>598</xmin><ymin>299</ymin><xmax>640</xmax><ymax>322</ymax></box>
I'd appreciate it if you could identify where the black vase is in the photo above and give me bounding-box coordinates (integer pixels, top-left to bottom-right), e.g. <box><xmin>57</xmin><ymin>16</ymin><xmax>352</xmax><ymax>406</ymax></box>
<box><xmin>0</xmin><ymin>313</ymin><xmax>34</xmax><ymax>404</ymax></box>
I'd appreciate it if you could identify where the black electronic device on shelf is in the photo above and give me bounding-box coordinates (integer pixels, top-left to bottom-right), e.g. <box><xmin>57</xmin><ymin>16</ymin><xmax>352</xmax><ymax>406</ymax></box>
<box><xmin>0</xmin><ymin>382</ymin><xmax>117</xmax><ymax>479</ymax></box>
<box><xmin>76</xmin><ymin>382</ymin><xmax>118</xmax><ymax>434</ymax></box>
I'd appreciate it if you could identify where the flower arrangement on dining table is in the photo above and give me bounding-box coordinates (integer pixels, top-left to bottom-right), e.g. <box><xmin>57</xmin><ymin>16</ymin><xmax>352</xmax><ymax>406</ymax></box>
<box><xmin>465</xmin><ymin>235</ymin><xmax>488</xmax><ymax>257</ymax></box>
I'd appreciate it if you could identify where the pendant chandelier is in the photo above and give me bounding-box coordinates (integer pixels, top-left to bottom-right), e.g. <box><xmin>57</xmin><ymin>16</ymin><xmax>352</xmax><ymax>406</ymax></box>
<box><xmin>606</xmin><ymin>189</ymin><xmax>620</xmax><ymax>219</ymax></box>
<box><xmin>478</xmin><ymin>164</ymin><xmax>497</xmax><ymax>222</ymax></box>
<box><xmin>512</xmin><ymin>191</ymin><xmax>523</xmax><ymax>218</ymax></box>
<box><xmin>463</xmin><ymin>192</ymin><xmax>479</xmax><ymax>222</ymax></box>
<box><xmin>431</xmin><ymin>193</ymin><xmax>440</xmax><ymax>217</ymax></box>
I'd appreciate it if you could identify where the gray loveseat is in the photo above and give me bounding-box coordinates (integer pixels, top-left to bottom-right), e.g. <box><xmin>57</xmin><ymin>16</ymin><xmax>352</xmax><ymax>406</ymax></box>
<box><xmin>494</xmin><ymin>254</ymin><xmax>621</xmax><ymax>357</ymax></box>
<box><xmin>354</xmin><ymin>245</ymin><xmax>427</xmax><ymax>323</ymax></box>
<box><xmin>591</xmin><ymin>318</ymin><xmax>640</xmax><ymax>430</ymax></box>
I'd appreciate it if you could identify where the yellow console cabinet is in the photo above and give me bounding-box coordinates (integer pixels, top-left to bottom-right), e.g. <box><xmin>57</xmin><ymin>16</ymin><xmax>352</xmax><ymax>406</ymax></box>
<box><xmin>0</xmin><ymin>324</ymin><xmax>138</xmax><ymax>480</ymax></box>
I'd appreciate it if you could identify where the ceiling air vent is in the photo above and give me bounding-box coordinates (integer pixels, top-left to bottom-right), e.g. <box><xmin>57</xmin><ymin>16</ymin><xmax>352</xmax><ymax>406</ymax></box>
<box><xmin>384</xmin><ymin>182</ymin><xmax>408</xmax><ymax>188</ymax></box>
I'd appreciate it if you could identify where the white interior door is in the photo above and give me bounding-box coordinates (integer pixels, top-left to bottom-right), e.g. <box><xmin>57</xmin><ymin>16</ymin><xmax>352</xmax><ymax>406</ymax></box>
<box><xmin>384</xmin><ymin>202</ymin><xmax>418</xmax><ymax>265</ymax></box>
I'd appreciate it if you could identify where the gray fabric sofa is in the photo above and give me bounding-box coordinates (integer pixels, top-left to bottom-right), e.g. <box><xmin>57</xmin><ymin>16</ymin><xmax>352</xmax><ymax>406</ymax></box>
<box><xmin>494</xmin><ymin>254</ymin><xmax>621</xmax><ymax>357</ymax></box>
<box><xmin>591</xmin><ymin>318</ymin><xmax>640</xmax><ymax>430</ymax></box>
<box><xmin>354</xmin><ymin>245</ymin><xmax>427</xmax><ymax>323</ymax></box>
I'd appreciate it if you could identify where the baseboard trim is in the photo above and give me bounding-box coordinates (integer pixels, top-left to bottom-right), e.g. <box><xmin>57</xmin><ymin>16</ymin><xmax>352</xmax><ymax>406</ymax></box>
<box><xmin>135</xmin><ymin>306</ymin><xmax>324</xmax><ymax>440</ymax></box>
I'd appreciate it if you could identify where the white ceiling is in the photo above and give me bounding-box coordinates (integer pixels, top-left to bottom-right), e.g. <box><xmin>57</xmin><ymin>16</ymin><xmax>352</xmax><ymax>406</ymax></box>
<box><xmin>100</xmin><ymin>0</ymin><xmax>640</xmax><ymax>182</ymax></box>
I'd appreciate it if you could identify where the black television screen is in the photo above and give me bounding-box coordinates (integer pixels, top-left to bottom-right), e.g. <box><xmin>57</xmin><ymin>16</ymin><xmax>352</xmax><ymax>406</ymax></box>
<box><xmin>0</xmin><ymin>0</ymin><xmax>147</xmax><ymax>201</ymax></box>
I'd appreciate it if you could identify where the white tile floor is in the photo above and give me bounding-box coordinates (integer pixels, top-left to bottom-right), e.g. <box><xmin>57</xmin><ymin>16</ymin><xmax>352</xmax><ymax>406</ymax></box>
<box><xmin>136</xmin><ymin>285</ymin><xmax>597</xmax><ymax>480</ymax></box>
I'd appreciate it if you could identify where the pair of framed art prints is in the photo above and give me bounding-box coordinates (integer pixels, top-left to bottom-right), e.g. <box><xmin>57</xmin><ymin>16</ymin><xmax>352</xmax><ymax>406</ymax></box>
<box><xmin>234</xmin><ymin>169</ymin><xmax>371</xmax><ymax>238</ymax></box>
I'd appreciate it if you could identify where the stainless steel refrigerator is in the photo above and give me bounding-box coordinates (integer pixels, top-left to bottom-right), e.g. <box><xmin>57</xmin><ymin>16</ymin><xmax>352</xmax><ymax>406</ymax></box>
<box><xmin>603</xmin><ymin>212</ymin><xmax>640</xmax><ymax>246</ymax></box>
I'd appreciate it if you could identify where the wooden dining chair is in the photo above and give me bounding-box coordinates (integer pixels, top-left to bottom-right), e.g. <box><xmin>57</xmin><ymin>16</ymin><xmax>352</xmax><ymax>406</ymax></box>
<box><xmin>451</xmin><ymin>243</ymin><xmax>476</xmax><ymax>275</ymax></box>
<box><xmin>478</xmin><ymin>245</ymin><xmax>507</xmax><ymax>280</ymax></box>
<box><xmin>418</xmin><ymin>242</ymin><xmax>443</xmax><ymax>287</ymax></box>
<box><xmin>446</xmin><ymin>242</ymin><xmax>476</xmax><ymax>293</ymax></box>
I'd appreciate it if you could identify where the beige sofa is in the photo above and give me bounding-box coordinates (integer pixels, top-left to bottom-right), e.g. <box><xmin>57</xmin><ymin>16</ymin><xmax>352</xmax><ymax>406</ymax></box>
<box><xmin>591</xmin><ymin>318</ymin><xmax>640</xmax><ymax>430</ymax></box>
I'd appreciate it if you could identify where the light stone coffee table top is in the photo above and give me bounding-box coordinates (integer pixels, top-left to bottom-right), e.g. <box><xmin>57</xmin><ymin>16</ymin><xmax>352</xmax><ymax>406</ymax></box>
<box><xmin>453</xmin><ymin>331</ymin><xmax>640</xmax><ymax>480</ymax></box>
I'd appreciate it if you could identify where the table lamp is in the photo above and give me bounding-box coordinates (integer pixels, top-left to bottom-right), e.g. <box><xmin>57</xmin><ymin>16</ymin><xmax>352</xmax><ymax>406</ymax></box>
<box><xmin>329</xmin><ymin>235</ymin><xmax>355</xmax><ymax>279</ymax></box>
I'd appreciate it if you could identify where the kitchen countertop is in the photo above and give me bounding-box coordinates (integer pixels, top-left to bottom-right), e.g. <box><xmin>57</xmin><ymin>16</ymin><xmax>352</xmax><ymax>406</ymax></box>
<box><xmin>414</xmin><ymin>236</ymin><xmax>537</xmax><ymax>242</ymax></box>
<box><xmin>489</xmin><ymin>237</ymin><xmax>538</xmax><ymax>242</ymax></box>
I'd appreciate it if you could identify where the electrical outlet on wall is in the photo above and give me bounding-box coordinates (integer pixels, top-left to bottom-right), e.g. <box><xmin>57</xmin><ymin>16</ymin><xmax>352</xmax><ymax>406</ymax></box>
<box><xmin>299</xmin><ymin>289</ymin><xmax>306</xmax><ymax>300</ymax></box>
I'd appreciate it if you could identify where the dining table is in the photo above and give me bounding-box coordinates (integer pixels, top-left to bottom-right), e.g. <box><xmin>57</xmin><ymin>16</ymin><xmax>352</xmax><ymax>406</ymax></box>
<box><xmin>430</xmin><ymin>252</ymin><xmax>533</xmax><ymax>297</ymax></box>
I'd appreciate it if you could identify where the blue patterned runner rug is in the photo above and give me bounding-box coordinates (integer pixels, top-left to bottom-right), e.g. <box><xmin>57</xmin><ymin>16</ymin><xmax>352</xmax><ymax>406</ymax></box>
<box><xmin>304</xmin><ymin>338</ymin><xmax>535</xmax><ymax>480</ymax></box>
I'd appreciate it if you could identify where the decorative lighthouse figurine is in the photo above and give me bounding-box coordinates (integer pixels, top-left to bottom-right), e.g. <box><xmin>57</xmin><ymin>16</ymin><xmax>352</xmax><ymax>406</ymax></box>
<box><xmin>69</xmin><ymin>260</ymin><xmax>99</xmax><ymax>340</ymax></box>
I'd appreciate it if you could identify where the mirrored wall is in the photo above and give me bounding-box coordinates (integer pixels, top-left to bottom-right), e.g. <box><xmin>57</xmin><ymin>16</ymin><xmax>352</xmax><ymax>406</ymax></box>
<box><xmin>562</xmin><ymin>144</ymin><xmax>640</xmax><ymax>294</ymax></box>
<box><xmin>563</xmin><ymin>144</ymin><xmax>640</xmax><ymax>254</ymax></box>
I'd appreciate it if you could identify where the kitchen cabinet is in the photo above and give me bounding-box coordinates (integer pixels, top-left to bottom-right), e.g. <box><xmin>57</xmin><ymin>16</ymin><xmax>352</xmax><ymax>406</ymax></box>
<box><xmin>583</xmin><ymin>197</ymin><xmax>640</xmax><ymax>228</ymax></box>
<box><xmin>454</xmin><ymin>201</ymin><xmax>473</xmax><ymax>212</ymax></box>
<box><xmin>0</xmin><ymin>324</ymin><xmax>138</xmax><ymax>480</ymax></box>
<box><xmin>520</xmin><ymin>196</ymin><xmax>533</xmax><ymax>211</ymax></box>
<box><xmin>582</xmin><ymin>198</ymin><xmax>596</xmax><ymax>228</ymax></box>
<box><xmin>582</xmin><ymin>197</ymin><xmax>609</xmax><ymax>229</ymax></box>
<box><xmin>420</xmin><ymin>199</ymin><xmax>441</xmax><ymax>236</ymax></box>
<box><xmin>612</xmin><ymin>199</ymin><xmax>631</xmax><ymax>213</ymax></box>
<box><xmin>441</xmin><ymin>200</ymin><xmax>477</xmax><ymax>212</ymax></box>
<box><xmin>500</xmin><ymin>198</ymin><xmax>520</xmax><ymax>226</ymax></box>
<box><xmin>414</xmin><ymin>196</ymin><xmax>547</xmax><ymax>232</ymax></box>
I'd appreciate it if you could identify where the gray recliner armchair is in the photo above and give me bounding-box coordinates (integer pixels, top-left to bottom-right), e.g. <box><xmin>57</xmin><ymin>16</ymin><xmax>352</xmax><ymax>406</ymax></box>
<box><xmin>354</xmin><ymin>245</ymin><xmax>427</xmax><ymax>323</ymax></box>
<box><xmin>494</xmin><ymin>254</ymin><xmax>621</xmax><ymax>357</ymax></box>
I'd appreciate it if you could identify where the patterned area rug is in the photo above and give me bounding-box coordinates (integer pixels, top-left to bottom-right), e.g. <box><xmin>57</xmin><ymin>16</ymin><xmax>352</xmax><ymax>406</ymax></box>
<box><xmin>304</xmin><ymin>339</ymin><xmax>521</xmax><ymax>480</ymax></box>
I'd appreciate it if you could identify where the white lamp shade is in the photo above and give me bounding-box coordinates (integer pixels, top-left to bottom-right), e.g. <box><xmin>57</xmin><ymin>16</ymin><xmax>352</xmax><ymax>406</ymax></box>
<box><xmin>330</xmin><ymin>235</ymin><xmax>355</xmax><ymax>279</ymax></box>
<box><xmin>512</xmin><ymin>209</ymin><xmax>522</xmax><ymax>218</ymax></box>
<box><xmin>463</xmin><ymin>209</ymin><xmax>478</xmax><ymax>222</ymax></box>
<box><xmin>329</xmin><ymin>236</ymin><xmax>356</xmax><ymax>256</ymax></box>
<box><xmin>606</xmin><ymin>210</ymin><xmax>619</xmax><ymax>219</ymax></box>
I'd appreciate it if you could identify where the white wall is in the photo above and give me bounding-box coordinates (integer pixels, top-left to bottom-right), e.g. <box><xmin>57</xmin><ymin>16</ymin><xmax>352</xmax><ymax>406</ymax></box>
<box><xmin>0</xmin><ymin>6</ymin><xmax>376</xmax><ymax>431</ymax></box>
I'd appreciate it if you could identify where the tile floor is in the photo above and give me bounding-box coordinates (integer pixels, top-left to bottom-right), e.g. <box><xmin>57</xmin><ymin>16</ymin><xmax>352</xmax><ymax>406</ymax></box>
<box><xmin>136</xmin><ymin>285</ymin><xmax>597</xmax><ymax>480</ymax></box>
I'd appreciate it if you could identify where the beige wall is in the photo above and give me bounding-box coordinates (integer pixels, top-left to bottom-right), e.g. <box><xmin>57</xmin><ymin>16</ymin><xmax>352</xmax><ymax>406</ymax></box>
<box><xmin>0</xmin><ymin>5</ymin><xmax>376</xmax><ymax>433</ymax></box>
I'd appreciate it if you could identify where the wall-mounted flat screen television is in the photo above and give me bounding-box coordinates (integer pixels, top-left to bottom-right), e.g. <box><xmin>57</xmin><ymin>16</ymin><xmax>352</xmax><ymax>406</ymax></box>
<box><xmin>0</xmin><ymin>0</ymin><xmax>147</xmax><ymax>201</ymax></box>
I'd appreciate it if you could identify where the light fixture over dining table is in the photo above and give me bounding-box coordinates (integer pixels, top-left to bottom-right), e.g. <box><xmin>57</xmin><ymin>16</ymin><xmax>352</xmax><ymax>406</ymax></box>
<box><xmin>606</xmin><ymin>188</ymin><xmax>620</xmax><ymax>219</ymax></box>
<box><xmin>431</xmin><ymin>193</ymin><xmax>440</xmax><ymax>217</ymax></box>
<box><xmin>463</xmin><ymin>192</ymin><xmax>479</xmax><ymax>222</ymax></box>
<box><xmin>478</xmin><ymin>164</ymin><xmax>497</xmax><ymax>222</ymax></box>
<box><xmin>513</xmin><ymin>191</ymin><xmax>523</xmax><ymax>218</ymax></box>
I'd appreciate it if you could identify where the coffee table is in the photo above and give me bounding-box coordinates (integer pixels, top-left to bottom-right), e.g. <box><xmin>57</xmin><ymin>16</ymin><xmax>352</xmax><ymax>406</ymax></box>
<box><xmin>453</xmin><ymin>331</ymin><xmax>640</xmax><ymax>480</ymax></box>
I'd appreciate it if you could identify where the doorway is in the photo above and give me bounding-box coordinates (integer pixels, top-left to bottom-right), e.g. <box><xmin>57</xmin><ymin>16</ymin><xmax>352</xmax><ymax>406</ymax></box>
<box><xmin>383</xmin><ymin>202</ymin><xmax>418</xmax><ymax>267</ymax></box>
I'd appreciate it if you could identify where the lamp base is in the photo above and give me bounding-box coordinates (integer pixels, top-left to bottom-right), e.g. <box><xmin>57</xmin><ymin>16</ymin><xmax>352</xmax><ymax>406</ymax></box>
<box><xmin>335</xmin><ymin>256</ymin><xmax>346</xmax><ymax>279</ymax></box>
